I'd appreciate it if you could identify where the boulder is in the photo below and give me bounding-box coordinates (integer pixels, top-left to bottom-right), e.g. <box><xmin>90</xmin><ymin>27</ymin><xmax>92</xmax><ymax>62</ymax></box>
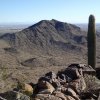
<box><xmin>67</xmin><ymin>64</ymin><xmax>83</xmax><ymax>78</ymax></box>
<box><xmin>37</xmin><ymin>80</ymin><xmax>55</xmax><ymax>94</ymax></box>
<box><xmin>68</xmin><ymin>63</ymin><xmax>96</xmax><ymax>76</ymax></box>
<box><xmin>17</xmin><ymin>82</ymin><xmax>33</xmax><ymax>96</ymax></box>
<box><xmin>40</xmin><ymin>71</ymin><xmax>61</xmax><ymax>88</ymax></box>
<box><xmin>57</xmin><ymin>74</ymin><xmax>67</xmax><ymax>85</ymax></box>
<box><xmin>69</xmin><ymin>77</ymin><xmax>86</xmax><ymax>94</ymax></box>
<box><xmin>79</xmin><ymin>64</ymin><xmax>96</xmax><ymax>75</ymax></box>
<box><xmin>57</xmin><ymin>64</ymin><xmax>83</xmax><ymax>82</ymax></box>
<box><xmin>65</xmin><ymin>88</ymin><xmax>80</xmax><ymax>100</ymax></box>
<box><xmin>45</xmin><ymin>71</ymin><xmax>57</xmax><ymax>80</ymax></box>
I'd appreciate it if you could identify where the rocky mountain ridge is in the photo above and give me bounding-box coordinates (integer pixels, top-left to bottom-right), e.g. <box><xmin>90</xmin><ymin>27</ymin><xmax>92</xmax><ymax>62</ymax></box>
<box><xmin>0</xmin><ymin>19</ymin><xmax>87</xmax><ymax>68</ymax></box>
<box><xmin>0</xmin><ymin>19</ymin><xmax>87</xmax><ymax>50</ymax></box>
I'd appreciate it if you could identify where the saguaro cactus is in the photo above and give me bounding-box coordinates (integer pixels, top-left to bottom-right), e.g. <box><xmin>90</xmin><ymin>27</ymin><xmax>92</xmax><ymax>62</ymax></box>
<box><xmin>87</xmin><ymin>15</ymin><xmax>96</xmax><ymax>69</ymax></box>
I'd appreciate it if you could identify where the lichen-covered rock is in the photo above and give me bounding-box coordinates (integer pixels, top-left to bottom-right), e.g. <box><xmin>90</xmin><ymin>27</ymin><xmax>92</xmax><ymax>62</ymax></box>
<box><xmin>17</xmin><ymin>82</ymin><xmax>33</xmax><ymax>96</ymax></box>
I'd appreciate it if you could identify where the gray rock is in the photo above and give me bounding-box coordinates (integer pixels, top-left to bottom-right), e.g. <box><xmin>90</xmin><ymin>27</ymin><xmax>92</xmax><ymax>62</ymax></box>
<box><xmin>16</xmin><ymin>92</ymin><xmax>30</xmax><ymax>100</ymax></box>
<box><xmin>38</xmin><ymin>72</ymin><xmax>60</xmax><ymax>89</ymax></box>
<box><xmin>37</xmin><ymin>80</ymin><xmax>55</xmax><ymax>94</ymax></box>
<box><xmin>58</xmin><ymin>65</ymin><xmax>82</xmax><ymax>81</ymax></box>
<box><xmin>65</xmin><ymin>88</ymin><xmax>80</xmax><ymax>100</ymax></box>
<box><xmin>68</xmin><ymin>63</ymin><xmax>96</xmax><ymax>76</ymax></box>
<box><xmin>35</xmin><ymin>94</ymin><xmax>50</xmax><ymax>100</ymax></box>
<box><xmin>53</xmin><ymin>91</ymin><xmax>67</xmax><ymax>100</ymax></box>
<box><xmin>48</xmin><ymin>95</ymin><xmax>63</xmax><ymax>100</ymax></box>
<box><xmin>0</xmin><ymin>91</ymin><xmax>30</xmax><ymax>100</ymax></box>
<box><xmin>65</xmin><ymin>95</ymin><xmax>76</xmax><ymax>100</ymax></box>
<box><xmin>69</xmin><ymin>77</ymin><xmax>86</xmax><ymax>94</ymax></box>
<box><xmin>0</xmin><ymin>91</ymin><xmax>16</xmax><ymax>100</ymax></box>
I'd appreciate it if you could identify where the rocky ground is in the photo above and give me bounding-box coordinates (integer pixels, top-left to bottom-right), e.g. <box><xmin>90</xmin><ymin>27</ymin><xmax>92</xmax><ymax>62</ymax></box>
<box><xmin>0</xmin><ymin>64</ymin><xmax>100</xmax><ymax>100</ymax></box>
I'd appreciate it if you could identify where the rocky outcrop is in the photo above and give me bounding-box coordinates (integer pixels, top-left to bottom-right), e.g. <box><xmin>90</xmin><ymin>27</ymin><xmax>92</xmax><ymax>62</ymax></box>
<box><xmin>17</xmin><ymin>82</ymin><xmax>33</xmax><ymax>96</ymax></box>
<box><xmin>0</xmin><ymin>63</ymin><xmax>100</xmax><ymax>100</ymax></box>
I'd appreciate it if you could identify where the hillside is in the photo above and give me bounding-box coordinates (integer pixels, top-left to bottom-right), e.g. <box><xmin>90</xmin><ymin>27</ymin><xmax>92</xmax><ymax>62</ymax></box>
<box><xmin>0</xmin><ymin>20</ymin><xmax>87</xmax><ymax>50</ymax></box>
<box><xmin>0</xmin><ymin>19</ymin><xmax>87</xmax><ymax>68</ymax></box>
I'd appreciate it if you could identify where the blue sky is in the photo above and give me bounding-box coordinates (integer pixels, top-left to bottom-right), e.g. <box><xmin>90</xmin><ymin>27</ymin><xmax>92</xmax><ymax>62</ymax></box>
<box><xmin>0</xmin><ymin>0</ymin><xmax>100</xmax><ymax>24</ymax></box>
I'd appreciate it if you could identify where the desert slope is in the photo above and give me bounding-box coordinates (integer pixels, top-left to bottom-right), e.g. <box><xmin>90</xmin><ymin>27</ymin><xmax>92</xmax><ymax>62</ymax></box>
<box><xmin>0</xmin><ymin>19</ymin><xmax>87</xmax><ymax>68</ymax></box>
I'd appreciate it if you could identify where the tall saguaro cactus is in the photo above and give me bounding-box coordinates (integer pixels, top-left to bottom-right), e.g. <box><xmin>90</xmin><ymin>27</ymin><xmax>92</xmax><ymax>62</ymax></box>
<box><xmin>87</xmin><ymin>15</ymin><xmax>96</xmax><ymax>69</ymax></box>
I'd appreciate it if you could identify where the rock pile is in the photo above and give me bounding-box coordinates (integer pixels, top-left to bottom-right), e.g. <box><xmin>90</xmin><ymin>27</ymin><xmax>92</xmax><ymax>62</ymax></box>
<box><xmin>0</xmin><ymin>64</ymin><xmax>100</xmax><ymax>100</ymax></box>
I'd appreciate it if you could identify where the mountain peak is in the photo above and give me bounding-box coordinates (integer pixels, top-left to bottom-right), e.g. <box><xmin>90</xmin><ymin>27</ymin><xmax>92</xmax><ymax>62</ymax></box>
<box><xmin>29</xmin><ymin>19</ymin><xmax>60</xmax><ymax>28</ymax></box>
<box><xmin>0</xmin><ymin>19</ymin><xmax>86</xmax><ymax>52</ymax></box>
<box><xmin>28</xmin><ymin>19</ymin><xmax>81</xmax><ymax>33</ymax></box>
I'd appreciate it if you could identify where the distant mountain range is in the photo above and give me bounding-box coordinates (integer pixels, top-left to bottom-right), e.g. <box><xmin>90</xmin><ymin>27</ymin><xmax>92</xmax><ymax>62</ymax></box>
<box><xmin>0</xmin><ymin>22</ymin><xmax>100</xmax><ymax>34</ymax></box>
<box><xmin>76</xmin><ymin>23</ymin><xmax>100</xmax><ymax>32</ymax></box>
<box><xmin>0</xmin><ymin>24</ymin><xmax>31</xmax><ymax>34</ymax></box>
